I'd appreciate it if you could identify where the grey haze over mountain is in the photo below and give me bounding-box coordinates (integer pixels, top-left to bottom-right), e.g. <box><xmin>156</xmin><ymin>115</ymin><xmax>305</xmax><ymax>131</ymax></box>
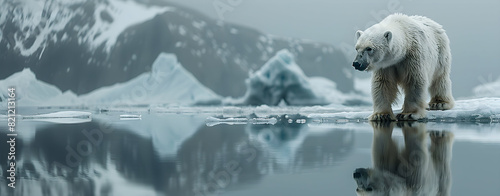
<box><xmin>168</xmin><ymin>0</ymin><xmax>500</xmax><ymax>97</ymax></box>
<box><xmin>0</xmin><ymin>0</ymin><xmax>352</xmax><ymax>98</ymax></box>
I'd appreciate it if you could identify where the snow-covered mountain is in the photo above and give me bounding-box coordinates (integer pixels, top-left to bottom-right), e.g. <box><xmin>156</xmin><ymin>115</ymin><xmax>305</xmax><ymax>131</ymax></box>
<box><xmin>0</xmin><ymin>0</ymin><xmax>352</xmax><ymax>97</ymax></box>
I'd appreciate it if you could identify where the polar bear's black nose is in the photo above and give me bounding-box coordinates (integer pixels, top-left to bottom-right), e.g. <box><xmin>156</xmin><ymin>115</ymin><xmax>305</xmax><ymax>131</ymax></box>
<box><xmin>353</xmin><ymin>168</ymin><xmax>368</xmax><ymax>179</ymax></box>
<box><xmin>353</xmin><ymin>61</ymin><xmax>361</xmax><ymax>69</ymax></box>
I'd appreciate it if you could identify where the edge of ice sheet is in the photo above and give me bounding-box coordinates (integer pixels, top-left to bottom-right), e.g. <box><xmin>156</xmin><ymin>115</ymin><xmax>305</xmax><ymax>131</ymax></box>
<box><xmin>308</xmin><ymin>98</ymin><xmax>500</xmax><ymax>123</ymax></box>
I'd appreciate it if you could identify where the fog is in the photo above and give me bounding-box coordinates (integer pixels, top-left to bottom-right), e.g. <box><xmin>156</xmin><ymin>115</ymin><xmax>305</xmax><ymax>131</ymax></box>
<box><xmin>167</xmin><ymin>0</ymin><xmax>500</xmax><ymax>97</ymax></box>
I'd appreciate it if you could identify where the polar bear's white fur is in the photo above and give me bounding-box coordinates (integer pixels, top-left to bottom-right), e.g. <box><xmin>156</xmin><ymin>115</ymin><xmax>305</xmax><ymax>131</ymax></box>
<box><xmin>353</xmin><ymin>13</ymin><xmax>455</xmax><ymax>121</ymax></box>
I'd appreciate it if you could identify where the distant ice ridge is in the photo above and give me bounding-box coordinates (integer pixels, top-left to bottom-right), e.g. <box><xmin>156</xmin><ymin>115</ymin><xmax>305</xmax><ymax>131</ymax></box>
<box><xmin>473</xmin><ymin>76</ymin><xmax>500</xmax><ymax>97</ymax></box>
<box><xmin>226</xmin><ymin>49</ymin><xmax>369</xmax><ymax>106</ymax></box>
<box><xmin>0</xmin><ymin>68</ymin><xmax>78</xmax><ymax>106</ymax></box>
<box><xmin>80</xmin><ymin>53</ymin><xmax>221</xmax><ymax>105</ymax></box>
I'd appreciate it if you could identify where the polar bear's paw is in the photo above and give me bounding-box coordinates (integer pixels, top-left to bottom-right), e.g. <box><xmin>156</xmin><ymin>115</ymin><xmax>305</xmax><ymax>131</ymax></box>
<box><xmin>428</xmin><ymin>101</ymin><xmax>454</xmax><ymax>110</ymax></box>
<box><xmin>369</xmin><ymin>113</ymin><xmax>396</xmax><ymax>121</ymax></box>
<box><xmin>396</xmin><ymin>111</ymin><xmax>426</xmax><ymax>121</ymax></box>
<box><xmin>428</xmin><ymin>97</ymin><xmax>454</xmax><ymax>110</ymax></box>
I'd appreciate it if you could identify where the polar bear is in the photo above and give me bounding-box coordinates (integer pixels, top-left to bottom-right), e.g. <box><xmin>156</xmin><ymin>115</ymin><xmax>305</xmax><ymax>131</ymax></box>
<box><xmin>353</xmin><ymin>122</ymin><xmax>454</xmax><ymax>196</ymax></box>
<box><xmin>353</xmin><ymin>13</ymin><xmax>455</xmax><ymax>121</ymax></box>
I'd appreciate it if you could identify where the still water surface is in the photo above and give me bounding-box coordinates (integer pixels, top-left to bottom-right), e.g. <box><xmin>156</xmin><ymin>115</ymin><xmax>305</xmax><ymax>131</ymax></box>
<box><xmin>0</xmin><ymin>109</ymin><xmax>499</xmax><ymax>196</ymax></box>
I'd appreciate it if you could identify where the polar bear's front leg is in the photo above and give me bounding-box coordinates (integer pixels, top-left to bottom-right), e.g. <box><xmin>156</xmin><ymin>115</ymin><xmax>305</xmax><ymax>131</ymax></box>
<box><xmin>398</xmin><ymin>74</ymin><xmax>428</xmax><ymax>121</ymax></box>
<box><xmin>369</xmin><ymin>70</ymin><xmax>398</xmax><ymax>121</ymax></box>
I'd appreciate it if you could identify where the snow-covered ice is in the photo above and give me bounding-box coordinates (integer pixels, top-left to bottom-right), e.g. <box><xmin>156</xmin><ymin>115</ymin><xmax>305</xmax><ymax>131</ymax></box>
<box><xmin>308</xmin><ymin>98</ymin><xmax>500</xmax><ymax>122</ymax></box>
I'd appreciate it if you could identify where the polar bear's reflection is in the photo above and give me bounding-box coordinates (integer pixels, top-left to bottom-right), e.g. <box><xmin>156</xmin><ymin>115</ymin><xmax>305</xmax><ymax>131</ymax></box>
<box><xmin>353</xmin><ymin>122</ymin><xmax>454</xmax><ymax>196</ymax></box>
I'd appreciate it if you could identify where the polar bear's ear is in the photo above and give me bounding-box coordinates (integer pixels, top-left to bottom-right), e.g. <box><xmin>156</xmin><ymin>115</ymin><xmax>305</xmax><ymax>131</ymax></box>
<box><xmin>356</xmin><ymin>30</ymin><xmax>363</xmax><ymax>40</ymax></box>
<box><xmin>384</xmin><ymin>31</ymin><xmax>392</xmax><ymax>42</ymax></box>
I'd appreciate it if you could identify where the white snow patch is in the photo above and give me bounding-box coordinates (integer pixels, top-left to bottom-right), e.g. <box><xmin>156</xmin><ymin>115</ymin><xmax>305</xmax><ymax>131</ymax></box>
<box><xmin>175</xmin><ymin>41</ymin><xmax>183</xmax><ymax>47</ymax></box>
<box><xmin>259</xmin><ymin>35</ymin><xmax>268</xmax><ymax>43</ymax></box>
<box><xmin>61</xmin><ymin>33</ymin><xmax>68</xmax><ymax>41</ymax></box>
<box><xmin>178</xmin><ymin>25</ymin><xmax>187</xmax><ymax>36</ymax></box>
<box><xmin>230</xmin><ymin>28</ymin><xmax>238</xmax><ymax>34</ymax></box>
<box><xmin>266</xmin><ymin>46</ymin><xmax>274</xmax><ymax>53</ymax></box>
<box><xmin>192</xmin><ymin>21</ymin><xmax>206</xmax><ymax>29</ymax></box>
<box><xmin>87</xmin><ymin>0</ymin><xmax>172</xmax><ymax>52</ymax></box>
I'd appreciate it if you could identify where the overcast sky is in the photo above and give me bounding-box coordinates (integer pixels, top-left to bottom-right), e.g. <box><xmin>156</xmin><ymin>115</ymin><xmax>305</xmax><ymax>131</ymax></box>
<box><xmin>166</xmin><ymin>0</ymin><xmax>500</xmax><ymax>97</ymax></box>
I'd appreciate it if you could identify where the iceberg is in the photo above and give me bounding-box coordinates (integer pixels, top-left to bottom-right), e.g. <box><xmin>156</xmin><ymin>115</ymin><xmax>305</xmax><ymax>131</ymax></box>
<box><xmin>80</xmin><ymin>53</ymin><xmax>221</xmax><ymax>106</ymax></box>
<box><xmin>0</xmin><ymin>68</ymin><xmax>78</xmax><ymax>107</ymax></box>
<box><xmin>228</xmin><ymin>49</ymin><xmax>363</xmax><ymax>106</ymax></box>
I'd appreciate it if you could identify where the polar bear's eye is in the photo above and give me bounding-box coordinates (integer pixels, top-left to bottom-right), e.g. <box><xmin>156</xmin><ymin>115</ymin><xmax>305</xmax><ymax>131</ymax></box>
<box><xmin>366</xmin><ymin>47</ymin><xmax>373</xmax><ymax>52</ymax></box>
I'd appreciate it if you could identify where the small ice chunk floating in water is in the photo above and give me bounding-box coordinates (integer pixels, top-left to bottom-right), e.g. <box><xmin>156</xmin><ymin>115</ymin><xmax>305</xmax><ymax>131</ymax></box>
<box><xmin>120</xmin><ymin>114</ymin><xmax>142</xmax><ymax>120</ymax></box>
<box><xmin>21</xmin><ymin>111</ymin><xmax>92</xmax><ymax>124</ymax></box>
<box><xmin>206</xmin><ymin>116</ymin><xmax>278</xmax><ymax>127</ymax></box>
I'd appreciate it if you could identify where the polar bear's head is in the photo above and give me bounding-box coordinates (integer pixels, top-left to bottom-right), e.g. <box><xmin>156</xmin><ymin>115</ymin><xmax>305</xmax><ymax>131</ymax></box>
<box><xmin>353</xmin><ymin>168</ymin><xmax>406</xmax><ymax>196</ymax></box>
<box><xmin>352</xmin><ymin>27</ymin><xmax>394</xmax><ymax>71</ymax></box>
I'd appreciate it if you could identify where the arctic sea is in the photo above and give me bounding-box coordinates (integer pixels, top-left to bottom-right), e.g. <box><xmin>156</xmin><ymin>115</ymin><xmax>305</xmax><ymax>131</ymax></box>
<box><xmin>0</xmin><ymin>105</ymin><xmax>498</xmax><ymax>196</ymax></box>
